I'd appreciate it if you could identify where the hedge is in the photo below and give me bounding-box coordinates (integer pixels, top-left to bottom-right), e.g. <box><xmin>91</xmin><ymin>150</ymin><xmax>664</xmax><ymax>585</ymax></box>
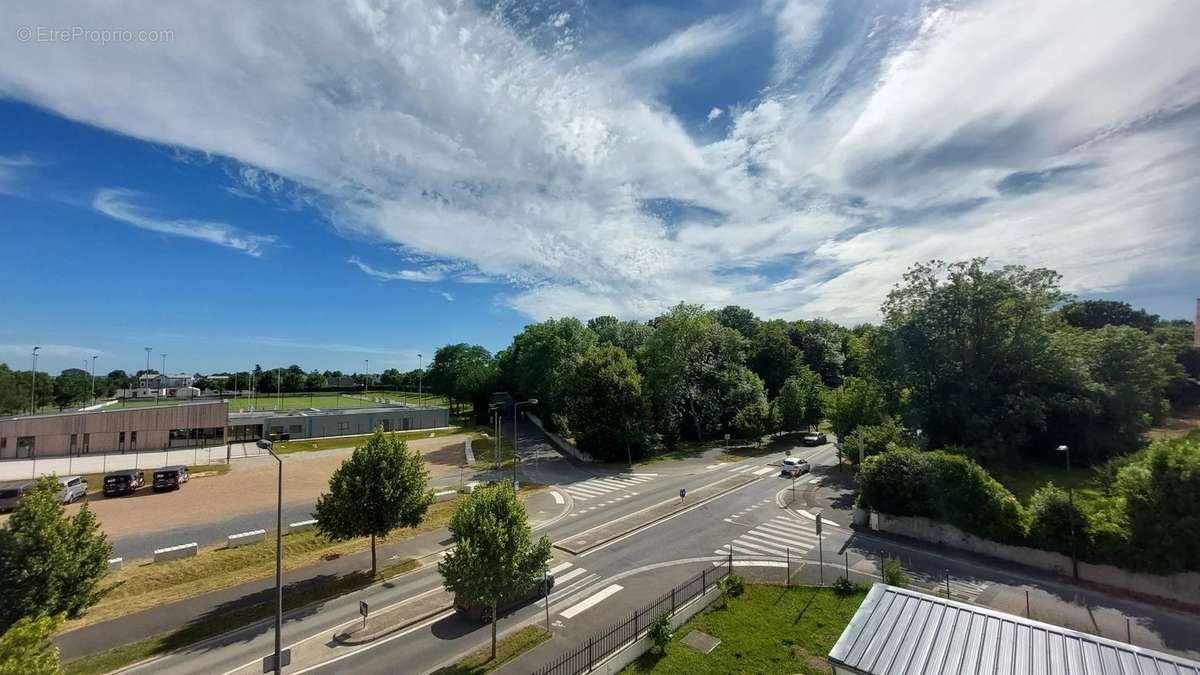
<box><xmin>858</xmin><ymin>449</ymin><xmax>1026</xmax><ymax>543</ymax></box>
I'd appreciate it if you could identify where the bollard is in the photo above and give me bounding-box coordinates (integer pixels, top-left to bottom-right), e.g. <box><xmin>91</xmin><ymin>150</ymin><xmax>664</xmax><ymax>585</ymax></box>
<box><xmin>1026</xmin><ymin>590</ymin><xmax>1031</xmax><ymax>617</ymax></box>
<box><xmin>944</xmin><ymin>569</ymin><xmax>951</xmax><ymax>599</ymax></box>
<box><xmin>1127</xmin><ymin>618</ymin><xmax>1132</xmax><ymax>644</ymax></box>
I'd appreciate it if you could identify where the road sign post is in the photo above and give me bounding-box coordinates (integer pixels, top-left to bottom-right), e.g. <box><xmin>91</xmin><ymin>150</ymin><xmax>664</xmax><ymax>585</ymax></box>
<box><xmin>679</xmin><ymin>488</ymin><xmax>686</xmax><ymax>501</ymax></box>
<box><xmin>360</xmin><ymin>600</ymin><xmax>369</xmax><ymax>631</ymax></box>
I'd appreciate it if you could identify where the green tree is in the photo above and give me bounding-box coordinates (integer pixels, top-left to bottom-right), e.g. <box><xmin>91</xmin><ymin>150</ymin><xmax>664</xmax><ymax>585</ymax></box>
<box><xmin>0</xmin><ymin>614</ymin><xmax>63</xmax><ymax>675</ymax></box>
<box><xmin>647</xmin><ymin>613</ymin><xmax>673</xmax><ymax>653</ymax></box>
<box><xmin>1115</xmin><ymin>435</ymin><xmax>1200</xmax><ymax>572</ymax></box>
<box><xmin>841</xmin><ymin>418</ymin><xmax>912</xmax><ymax>465</ymax></box>
<box><xmin>587</xmin><ymin>316</ymin><xmax>651</xmax><ymax>357</ymax></box>
<box><xmin>0</xmin><ymin>365</ymin><xmax>26</xmax><ymax>415</ymax></box>
<box><xmin>776</xmin><ymin>366</ymin><xmax>825</xmax><ymax>432</ymax></box>
<box><xmin>104</xmin><ymin>369</ymin><xmax>131</xmax><ymax>390</ymax></box>
<box><xmin>52</xmin><ymin>369</ymin><xmax>90</xmax><ymax>409</ymax></box>
<box><xmin>438</xmin><ymin>483</ymin><xmax>551</xmax><ymax>660</ymax></box>
<box><xmin>0</xmin><ymin>477</ymin><xmax>111</xmax><ymax>631</ymax></box>
<box><xmin>304</xmin><ymin>370</ymin><xmax>327</xmax><ymax>391</ymax></box>
<box><xmin>882</xmin><ymin>259</ymin><xmax>1066</xmax><ymax>455</ymax></box>
<box><xmin>790</xmin><ymin>319</ymin><xmax>848</xmax><ymax>387</ymax></box>
<box><xmin>714</xmin><ymin>305</ymin><xmax>760</xmax><ymax>340</ymax></box>
<box><xmin>313</xmin><ymin>429</ymin><xmax>432</xmax><ymax>576</ymax></box>
<box><xmin>505</xmin><ymin>320</ymin><xmax>595</xmax><ymax>430</ymax></box>
<box><xmin>733</xmin><ymin>398</ymin><xmax>773</xmax><ymax>443</ymax></box>
<box><xmin>1151</xmin><ymin>322</ymin><xmax>1200</xmax><ymax>379</ymax></box>
<box><xmin>881</xmin><ymin>558</ymin><xmax>909</xmax><ymax>588</ymax></box>
<box><xmin>1057</xmin><ymin>299</ymin><xmax>1158</xmax><ymax>332</ymax></box>
<box><xmin>824</xmin><ymin>377</ymin><xmax>887</xmax><ymax>441</ymax></box>
<box><xmin>1027</xmin><ymin>483</ymin><xmax>1091</xmax><ymax>559</ymax></box>
<box><xmin>748</xmin><ymin>320</ymin><xmax>801</xmax><ymax>396</ymax></box>
<box><xmin>567</xmin><ymin>346</ymin><xmax>651</xmax><ymax>463</ymax></box>
<box><xmin>425</xmin><ymin>344</ymin><xmax>498</xmax><ymax>419</ymax></box>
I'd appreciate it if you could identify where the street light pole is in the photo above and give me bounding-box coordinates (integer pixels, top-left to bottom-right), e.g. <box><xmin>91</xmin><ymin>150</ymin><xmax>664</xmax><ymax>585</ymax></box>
<box><xmin>1057</xmin><ymin>444</ymin><xmax>1078</xmax><ymax>579</ymax></box>
<box><xmin>30</xmin><ymin>346</ymin><xmax>40</xmax><ymax>414</ymax></box>
<box><xmin>257</xmin><ymin>439</ymin><xmax>284</xmax><ymax>674</ymax></box>
<box><xmin>90</xmin><ymin>355</ymin><xmax>98</xmax><ymax>405</ymax></box>
<box><xmin>364</xmin><ymin>359</ymin><xmax>369</xmax><ymax>397</ymax></box>
<box><xmin>418</xmin><ymin>353</ymin><xmax>423</xmax><ymax>400</ymax></box>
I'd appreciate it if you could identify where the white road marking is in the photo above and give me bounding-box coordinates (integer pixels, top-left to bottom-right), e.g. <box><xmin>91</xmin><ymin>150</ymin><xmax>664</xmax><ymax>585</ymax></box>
<box><xmin>551</xmin><ymin>491</ymin><xmax>565</xmax><ymax>504</ymax></box>
<box><xmin>705</xmin><ymin>464</ymin><xmax>722</xmax><ymax>469</ymax></box>
<box><xmin>628</xmin><ymin>473</ymin><xmax>658</xmax><ymax>477</ymax></box>
<box><xmin>549</xmin><ymin>561</ymin><xmax>573</xmax><ymax>575</ymax></box>
<box><xmin>556</xmin><ymin>567</ymin><xmax>588</xmax><ymax>584</ymax></box>
<box><xmin>753</xmin><ymin>466</ymin><xmax>775</xmax><ymax>476</ymax></box>
<box><xmin>560</xmin><ymin>584</ymin><xmax>624</xmax><ymax>619</ymax></box>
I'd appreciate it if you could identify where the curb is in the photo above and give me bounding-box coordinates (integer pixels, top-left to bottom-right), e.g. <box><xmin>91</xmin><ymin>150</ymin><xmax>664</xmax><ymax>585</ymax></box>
<box><xmin>332</xmin><ymin>604</ymin><xmax>453</xmax><ymax>645</ymax></box>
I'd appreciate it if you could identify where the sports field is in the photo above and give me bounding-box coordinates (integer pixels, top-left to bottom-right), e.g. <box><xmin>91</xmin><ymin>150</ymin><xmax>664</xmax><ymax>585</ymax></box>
<box><xmin>101</xmin><ymin>391</ymin><xmax>448</xmax><ymax>412</ymax></box>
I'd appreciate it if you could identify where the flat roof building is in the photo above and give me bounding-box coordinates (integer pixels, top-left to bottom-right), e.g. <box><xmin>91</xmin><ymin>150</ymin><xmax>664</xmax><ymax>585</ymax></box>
<box><xmin>829</xmin><ymin>584</ymin><xmax>1199</xmax><ymax>675</ymax></box>
<box><xmin>0</xmin><ymin>401</ymin><xmax>228</xmax><ymax>459</ymax></box>
<box><xmin>227</xmin><ymin>405</ymin><xmax>448</xmax><ymax>443</ymax></box>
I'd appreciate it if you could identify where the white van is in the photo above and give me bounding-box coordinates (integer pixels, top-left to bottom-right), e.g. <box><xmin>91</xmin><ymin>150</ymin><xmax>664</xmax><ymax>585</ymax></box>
<box><xmin>57</xmin><ymin>475</ymin><xmax>88</xmax><ymax>504</ymax></box>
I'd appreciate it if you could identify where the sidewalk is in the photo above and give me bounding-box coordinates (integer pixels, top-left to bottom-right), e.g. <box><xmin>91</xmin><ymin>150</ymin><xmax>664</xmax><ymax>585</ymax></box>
<box><xmin>54</xmin><ymin>488</ymin><xmax>566</xmax><ymax>661</ymax></box>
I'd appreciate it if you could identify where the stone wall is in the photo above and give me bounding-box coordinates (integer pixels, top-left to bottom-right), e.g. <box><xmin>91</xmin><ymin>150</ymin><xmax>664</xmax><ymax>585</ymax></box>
<box><xmin>526</xmin><ymin>412</ymin><xmax>593</xmax><ymax>463</ymax></box>
<box><xmin>867</xmin><ymin>511</ymin><xmax>1200</xmax><ymax>608</ymax></box>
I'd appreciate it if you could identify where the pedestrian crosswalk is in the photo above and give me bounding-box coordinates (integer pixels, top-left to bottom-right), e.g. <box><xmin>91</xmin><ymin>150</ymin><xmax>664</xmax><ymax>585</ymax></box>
<box><xmin>909</xmin><ymin>570</ymin><xmax>990</xmax><ymax>603</ymax></box>
<box><xmin>714</xmin><ymin>514</ymin><xmax>823</xmax><ymax>559</ymax></box>
<box><xmin>561</xmin><ymin>474</ymin><xmax>656</xmax><ymax>502</ymax></box>
<box><xmin>541</xmin><ymin>560</ymin><xmax>630</xmax><ymax>622</ymax></box>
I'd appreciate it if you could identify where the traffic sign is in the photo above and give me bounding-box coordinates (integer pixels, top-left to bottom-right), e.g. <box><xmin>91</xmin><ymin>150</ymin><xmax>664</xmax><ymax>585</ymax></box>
<box><xmin>359</xmin><ymin>600</ymin><xmax>369</xmax><ymax>618</ymax></box>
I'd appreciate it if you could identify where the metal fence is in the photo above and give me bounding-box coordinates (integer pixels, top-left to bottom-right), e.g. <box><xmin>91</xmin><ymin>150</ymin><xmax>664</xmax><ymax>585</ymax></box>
<box><xmin>535</xmin><ymin>563</ymin><xmax>730</xmax><ymax>675</ymax></box>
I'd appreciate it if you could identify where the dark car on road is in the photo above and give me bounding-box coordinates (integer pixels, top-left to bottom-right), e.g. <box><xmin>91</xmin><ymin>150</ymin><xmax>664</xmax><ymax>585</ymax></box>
<box><xmin>152</xmin><ymin>466</ymin><xmax>190</xmax><ymax>492</ymax></box>
<box><xmin>103</xmin><ymin>470</ymin><xmax>146</xmax><ymax>497</ymax></box>
<box><xmin>455</xmin><ymin>574</ymin><xmax>555</xmax><ymax>623</ymax></box>
<box><xmin>800</xmin><ymin>431</ymin><xmax>827</xmax><ymax>446</ymax></box>
<box><xmin>0</xmin><ymin>481</ymin><xmax>33</xmax><ymax>512</ymax></box>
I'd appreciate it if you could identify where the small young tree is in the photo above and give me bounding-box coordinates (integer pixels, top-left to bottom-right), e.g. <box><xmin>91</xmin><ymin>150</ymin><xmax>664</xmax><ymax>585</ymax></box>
<box><xmin>438</xmin><ymin>483</ymin><xmax>552</xmax><ymax>660</ymax></box>
<box><xmin>313</xmin><ymin>428</ymin><xmax>432</xmax><ymax>576</ymax></box>
<box><xmin>0</xmin><ymin>614</ymin><xmax>63</xmax><ymax>675</ymax></box>
<box><xmin>881</xmin><ymin>558</ymin><xmax>909</xmax><ymax>588</ymax></box>
<box><xmin>648</xmin><ymin>613</ymin><xmax>673</xmax><ymax>653</ymax></box>
<box><xmin>0</xmin><ymin>477</ymin><xmax>111</xmax><ymax>631</ymax></box>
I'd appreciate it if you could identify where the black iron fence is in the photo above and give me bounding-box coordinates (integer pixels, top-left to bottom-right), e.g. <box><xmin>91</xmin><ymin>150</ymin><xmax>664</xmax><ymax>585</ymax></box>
<box><xmin>534</xmin><ymin>563</ymin><xmax>730</xmax><ymax>675</ymax></box>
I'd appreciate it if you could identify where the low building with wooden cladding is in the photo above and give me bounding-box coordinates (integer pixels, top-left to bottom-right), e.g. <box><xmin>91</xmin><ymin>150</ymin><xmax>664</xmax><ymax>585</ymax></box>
<box><xmin>0</xmin><ymin>401</ymin><xmax>228</xmax><ymax>459</ymax></box>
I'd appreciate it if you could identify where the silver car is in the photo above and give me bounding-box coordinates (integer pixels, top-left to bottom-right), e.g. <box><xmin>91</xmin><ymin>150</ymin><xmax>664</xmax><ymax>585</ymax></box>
<box><xmin>57</xmin><ymin>475</ymin><xmax>88</xmax><ymax>504</ymax></box>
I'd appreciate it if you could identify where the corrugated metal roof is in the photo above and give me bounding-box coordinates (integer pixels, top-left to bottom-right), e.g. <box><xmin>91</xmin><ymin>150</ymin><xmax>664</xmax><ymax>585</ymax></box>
<box><xmin>829</xmin><ymin>584</ymin><xmax>1200</xmax><ymax>675</ymax></box>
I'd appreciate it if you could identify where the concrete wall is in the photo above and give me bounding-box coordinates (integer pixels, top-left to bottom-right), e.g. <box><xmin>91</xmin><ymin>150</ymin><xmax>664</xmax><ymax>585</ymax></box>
<box><xmin>868</xmin><ymin>511</ymin><xmax>1200</xmax><ymax>608</ymax></box>
<box><xmin>251</xmin><ymin>407</ymin><xmax>449</xmax><ymax>440</ymax></box>
<box><xmin>590</xmin><ymin>583</ymin><xmax>724</xmax><ymax>674</ymax></box>
<box><xmin>0</xmin><ymin>402</ymin><xmax>228</xmax><ymax>459</ymax></box>
<box><xmin>526</xmin><ymin>412</ymin><xmax>593</xmax><ymax>462</ymax></box>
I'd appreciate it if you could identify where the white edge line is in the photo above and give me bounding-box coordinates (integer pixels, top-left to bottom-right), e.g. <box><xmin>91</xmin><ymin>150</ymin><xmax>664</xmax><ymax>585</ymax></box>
<box><xmin>560</xmin><ymin>584</ymin><xmax>624</xmax><ymax>619</ymax></box>
<box><xmin>551</xmin><ymin>491</ymin><xmax>565</xmax><ymax>504</ymax></box>
<box><xmin>289</xmin><ymin>608</ymin><xmax>454</xmax><ymax>675</ymax></box>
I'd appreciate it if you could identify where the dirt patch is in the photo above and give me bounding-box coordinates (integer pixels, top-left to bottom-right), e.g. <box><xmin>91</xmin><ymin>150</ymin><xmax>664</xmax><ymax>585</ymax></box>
<box><xmin>52</xmin><ymin>434</ymin><xmax>471</xmax><ymax>540</ymax></box>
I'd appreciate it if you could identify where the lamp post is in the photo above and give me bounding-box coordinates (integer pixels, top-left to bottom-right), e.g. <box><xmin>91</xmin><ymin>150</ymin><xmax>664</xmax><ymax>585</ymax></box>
<box><xmin>90</xmin><ymin>355</ymin><xmax>98</xmax><ymax>405</ymax></box>
<box><xmin>364</xmin><ymin>359</ymin><xmax>370</xmax><ymax>396</ymax></box>
<box><xmin>512</xmin><ymin>399</ymin><xmax>538</xmax><ymax>485</ymax></box>
<box><xmin>1056</xmin><ymin>444</ymin><xmax>1078</xmax><ymax>579</ymax></box>
<box><xmin>30</xmin><ymin>346</ymin><xmax>40</xmax><ymax>414</ymax></box>
<box><xmin>159</xmin><ymin>353</ymin><xmax>167</xmax><ymax>404</ymax></box>
<box><xmin>256</xmin><ymin>438</ymin><xmax>285</xmax><ymax>674</ymax></box>
<box><xmin>276</xmin><ymin>368</ymin><xmax>282</xmax><ymax>409</ymax></box>
<box><xmin>417</xmin><ymin>353</ymin><xmax>423</xmax><ymax>400</ymax></box>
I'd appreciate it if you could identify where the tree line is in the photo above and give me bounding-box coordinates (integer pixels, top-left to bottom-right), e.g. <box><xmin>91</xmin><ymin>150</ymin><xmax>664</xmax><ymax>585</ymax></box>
<box><xmin>424</xmin><ymin>258</ymin><xmax>1197</xmax><ymax>467</ymax></box>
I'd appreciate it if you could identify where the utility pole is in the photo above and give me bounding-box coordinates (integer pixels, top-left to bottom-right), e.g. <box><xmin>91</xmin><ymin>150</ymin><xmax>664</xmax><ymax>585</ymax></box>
<box><xmin>276</xmin><ymin>368</ymin><xmax>282</xmax><ymax>409</ymax></box>
<box><xmin>364</xmin><ymin>359</ymin><xmax>370</xmax><ymax>396</ymax></box>
<box><xmin>30</xmin><ymin>346</ymin><xmax>40</xmax><ymax>414</ymax></box>
<box><xmin>418</xmin><ymin>353</ymin><xmax>423</xmax><ymax>399</ymax></box>
<box><xmin>1057</xmin><ymin>444</ymin><xmax>1078</xmax><ymax>579</ymax></box>
<box><xmin>256</xmin><ymin>439</ymin><xmax>285</xmax><ymax>674</ymax></box>
<box><xmin>90</xmin><ymin>355</ymin><xmax>98</xmax><ymax>404</ymax></box>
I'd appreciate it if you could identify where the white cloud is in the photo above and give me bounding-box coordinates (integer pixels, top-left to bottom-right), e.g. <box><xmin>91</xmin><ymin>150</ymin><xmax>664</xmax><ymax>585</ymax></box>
<box><xmin>706</xmin><ymin>107</ymin><xmax>723</xmax><ymax>122</ymax></box>
<box><xmin>347</xmin><ymin>257</ymin><xmax>444</xmax><ymax>283</ymax></box>
<box><xmin>93</xmin><ymin>188</ymin><xmax>278</xmax><ymax>256</ymax></box>
<box><xmin>439</xmin><ymin>291</ymin><xmax>455</xmax><ymax>302</ymax></box>
<box><xmin>0</xmin><ymin>343</ymin><xmax>102</xmax><ymax>360</ymax></box>
<box><xmin>2</xmin><ymin>1</ymin><xmax>1198</xmax><ymax>324</ymax></box>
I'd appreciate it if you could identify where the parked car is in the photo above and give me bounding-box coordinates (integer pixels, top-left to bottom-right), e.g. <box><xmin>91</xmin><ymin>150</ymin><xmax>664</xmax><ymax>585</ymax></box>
<box><xmin>103</xmin><ymin>470</ymin><xmax>146</xmax><ymax>497</ymax></box>
<box><xmin>0</xmin><ymin>481</ymin><xmax>33</xmax><ymax>512</ymax></box>
<box><xmin>800</xmin><ymin>431</ymin><xmax>828</xmax><ymax>446</ymax></box>
<box><xmin>152</xmin><ymin>466</ymin><xmax>190</xmax><ymax>492</ymax></box>
<box><xmin>781</xmin><ymin>457</ymin><xmax>811</xmax><ymax>478</ymax></box>
<box><xmin>58</xmin><ymin>475</ymin><xmax>88</xmax><ymax>503</ymax></box>
<box><xmin>455</xmin><ymin>574</ymin><xmax>555</xmax><ymax>623</ymax></box>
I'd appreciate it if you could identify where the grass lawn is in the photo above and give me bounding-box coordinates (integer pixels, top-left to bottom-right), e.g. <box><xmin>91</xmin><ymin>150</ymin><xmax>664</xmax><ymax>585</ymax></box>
<box><xmin>988</xmin><ymin>462</ymin><xmax>1107</xmax><ymax>512</ymax></box>
<box><xmin>273</xmin><ymin>427</ymin><xmax>470</xmax><ymax>454</ymax></box>
<box><xmin>431</xmin><ymin>625</ymin><xmax>551</xmax><ymax>674</ymax></box>
<box><xmin>67</xmin><ymin>498</ymin><xmax>461</xmax><ymax>630</ymax></box>
<box><xmin>62</xmin><ymin>557</ymin><xmax>419</xmax><ymax>675</ymax></box>
<box><xmin>622</xmin><ymin>585</ymin><xmax>867</xmax><ymax>675</ymax></box>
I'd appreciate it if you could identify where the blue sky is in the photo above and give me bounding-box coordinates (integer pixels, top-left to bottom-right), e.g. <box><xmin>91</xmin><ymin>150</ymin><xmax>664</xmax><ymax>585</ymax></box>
<box><xmin>2</xmin><ymin>0</ymin><xmax>1198</xmax><ymax>375</ymax></box>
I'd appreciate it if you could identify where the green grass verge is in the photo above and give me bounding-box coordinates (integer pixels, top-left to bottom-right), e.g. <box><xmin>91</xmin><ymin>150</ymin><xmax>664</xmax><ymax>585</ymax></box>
<box><xmin>431</xmin><ymin>625</ymin><xmax>551</xmax><ymax>674</ymax></box>
<box><xmin>621</xmin><ymin>585</ymin><xmax>867</xmax><ymax>675</ymax></box>
<box><xmin>274</xmin><ymin>427</ymin><xmax>469</xmax><ymax>454</ymax></box>
<box><xmin>62</xmin><ymin>558</ymin><xmax>419</xmax><ymax>675</ymax></box>
<box><xmin>989</xmin><ymin>462</ymin><xmax>1107</xmax><ymax>513</ymax></box>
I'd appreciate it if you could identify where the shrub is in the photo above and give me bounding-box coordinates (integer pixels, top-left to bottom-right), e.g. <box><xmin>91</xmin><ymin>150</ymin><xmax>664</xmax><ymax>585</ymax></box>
<box><xmin>832</xmin><ymin>576</ymin><xmax>868</xmax><ymax>597</ymax></box>
<box><xmin>1026</xmin><ymin>483</ymin><xmax>1091</xmax><ymax>558</ymax></box>
<box><xmin>719</xmin><ymin>574</ymin><xmax>745</xmax><ymax>602</ymax></box>
<box><xmin>881</xmin><ymin>558</ymin><xmax>909</xmax><ymax>587</ymax></box>
<box><xmin>859</xmin><ymin>449</ymin><xmax>1026</xmax><ymax>543</ymax></box>
<box><xmin>842</xmin><ymin>418</ymin><xmax>913</xmax><ymax>465</ymax></box>
<box><xmin>647</xmin><ymin>613</ymin><xmax>673</xmax><ymax>653</ymax></box>
<box><xmin>1114</xmin><ymin>436</ymin><xmax>1200</xmax><ymax>573</ymax></box>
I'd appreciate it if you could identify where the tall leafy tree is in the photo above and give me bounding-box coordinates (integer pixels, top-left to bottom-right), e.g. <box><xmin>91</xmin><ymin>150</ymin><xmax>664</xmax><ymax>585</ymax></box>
<box><xmin>104</xmin><ymin>369</ymin><xmax>131</xmax><ymax>389</ymax></box>
<box><xmin>0</xmin><ymin>477</ymin><xmax>111</xmax><ymax>631</ymax></box>
<box><xmin>313</xmin><ymin>428</ymin><xmax>432</xmax><ymax>576</ymax></box>
<box><xmin>882</xmin><ymin>259</ymin><xmax>1066</xmax><ymax>454</ymax></box>
<box><xmin>567</xmin><ymin>346</ymin><xmax>650</xmax><ymax>463</ymax></box>
<box><xmin>304</xmin><ymin>370</ymin><xmax>327</xmax><ymax>391</ymax></box>
<box><xmin>1057</xmin><ymin>299</ymin><xmax>1158</xmax><ymax>332</ymax></box>
<box><xmin>53</xmin><ymin>369</ymin><xmax>90</xmax><ymax>409</ymax></box>
<box><xmin>790</xmin><ymin>319</ymin><xmax>848</xmax><ymax>387</ymax></box>
<box><xmin>1114</xmin><ymin>435</ymin><xmax>1200</xmax><ymax>573</ymax></box>
<box><xmin>425</xmin><ymin>344</ymin><xmax>498</xmax><ymax>418</ymax></box>
<box><xmin>748</xmin><ymin>320</ymin><xmax>801</xmax><ymax>396</ymax></box>
<box><xmin>587</xmin><ymin>316</ymin><xmax>651</xmax><ymax>357</ymax></box>
<box><xmin>714</xmin><ymin>305</ymin><xmax>760</xmax><ymax>340</ymax></box>
<box><xmin>505</xmin><ymin>319</ymin><xmax>595</xmax><ymax>430</ymax></box>
<box><xmin>438</xmin><ymin>483</ymin><xmax>551</xmax><ymax>660</ymax></box>
<box><xmin>0</xmin><ymin>365</ymin><xmax>27</xmax><ymax>415</ymax></box>
<box><xmin>776</xmin><ymin>366</ymin><xmax>826</xmax><ymax>432</ymax></box>
<box><xmin>824</xmin><ymin>377</ymin><xmax>888</xmax><ymax>441</ymax></box>
<box><xmin>0</xmin><ymin>614</ymin><xmax>63</xmax><ymax>675</ymax></box>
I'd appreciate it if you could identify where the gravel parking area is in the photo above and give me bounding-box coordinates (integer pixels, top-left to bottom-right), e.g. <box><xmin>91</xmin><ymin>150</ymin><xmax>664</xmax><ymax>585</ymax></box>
<box><xmin>24</xmin><ymin>433</ymin><xmax>472</xmax><ymax>541</ymax></box>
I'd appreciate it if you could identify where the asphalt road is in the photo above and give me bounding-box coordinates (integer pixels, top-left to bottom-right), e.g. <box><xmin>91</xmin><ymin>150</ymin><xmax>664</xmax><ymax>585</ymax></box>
<box><xmin>115</xmin><ymin>424</ymin><xmax>1200</xmax><ymax>674</ymax></box>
